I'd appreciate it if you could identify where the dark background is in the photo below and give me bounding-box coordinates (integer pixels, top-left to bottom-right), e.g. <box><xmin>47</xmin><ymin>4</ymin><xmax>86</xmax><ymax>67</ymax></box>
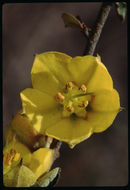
<box><xmin>3</xmin><ymin>2</ymin><xmax>128</xmax><ymax>186</ymax></box>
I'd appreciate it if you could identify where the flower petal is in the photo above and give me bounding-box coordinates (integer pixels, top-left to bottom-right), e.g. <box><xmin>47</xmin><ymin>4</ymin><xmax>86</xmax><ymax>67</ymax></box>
<box><xmin>11</xmin><ymin>110</ymin><xmax>40</xmax><ymax>148</ymax></box>
<box><xmin>87</xmin><ymin>88</ymin><xmax>120</xmax><ymax>132</ymax></box>
<box><xmin>86</xmin><ymin>56</ymin><xmax>113</xmax><ymax>92</ymax></box>
<box><xmin>90</xmin><ymin>89</ymin><xmax>120</xmax><ymax>112</ymax></box>
<box><xmin>31</xmin><ymin>52</ymin><xmax>72</xmax><ymax>94</ymax></box>
<box><xmin>28</xmin><ymin>148</ymin><xmax>54</xmax><ymax>179</ymax></box>
<box><xmin>87</xmin><ymin>111</ymin><xmax>119</xmax><ymax>133</ymax></box>
<box><xmin>45</xmin><ymin>118</ymin><xmax>93</xmax><ymax>148</ymax></box>
<box><xmin>68</xmin><ymin>55</ymin><xmax>113</xmax><ymax>91</ymax></box>
<box><xmin>20</xmin><ymin>88</ymin><xmax>62</xmax><ymax>133</ymax></box>
<box><xmin>46</xmin><ymin>88</ymin><xmax>120</xmax><ymax>145</ymax></box>
<box><xmin>20</xmin><ymin>88</ymin><xmax>56</xmax><ymax>113</ymax></box>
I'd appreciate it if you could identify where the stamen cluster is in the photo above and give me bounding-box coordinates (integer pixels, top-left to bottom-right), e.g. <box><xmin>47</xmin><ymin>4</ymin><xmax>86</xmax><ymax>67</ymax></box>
<box><xmin>3</xmin><ymin>149</ymin><xmax>20</xmax><ymax>166</ymax></box>
<box><xmin>56</xmin><ymin>82</ymin><xmax>92</xmax><ymax>119</ymax></box>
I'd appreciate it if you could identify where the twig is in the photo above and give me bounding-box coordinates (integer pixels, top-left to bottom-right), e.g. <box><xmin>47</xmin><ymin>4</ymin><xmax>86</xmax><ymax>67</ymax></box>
<box><xmin>84</xmin><ymin>2</ymin><xmax>113</xmax><ymax>55</ymax></box>
<box><xmin>53</xmin><ymin>141</ymin><xmax>62</xmax><ymax>163</ymax></box>
<box><xmin>50</xmin><ymin>141</ymin><xmax>62</xmax><ymax>168</ymax></box>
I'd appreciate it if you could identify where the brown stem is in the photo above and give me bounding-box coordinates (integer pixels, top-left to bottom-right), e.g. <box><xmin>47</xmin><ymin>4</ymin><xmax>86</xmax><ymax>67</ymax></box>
<box><xmin>84</xmin><ymin>2</ymin><xmax>113</xmax><ymax>55</ymax></box>
<box><xmin>50</xmin><ymin>141</ymin><xmax>62</xmax><ymax>168</ymax></box>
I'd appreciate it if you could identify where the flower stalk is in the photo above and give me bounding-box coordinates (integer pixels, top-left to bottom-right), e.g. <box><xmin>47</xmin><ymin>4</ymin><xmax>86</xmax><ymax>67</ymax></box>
<box><xmin>52</xmin><ymin>143</ymin><xmax>62</xmax><ymax>164</ymax></box>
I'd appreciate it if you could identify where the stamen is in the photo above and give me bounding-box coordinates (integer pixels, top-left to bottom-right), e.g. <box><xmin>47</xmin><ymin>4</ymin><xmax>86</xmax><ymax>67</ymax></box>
<box><xmin>79</xmin><ymin>100</ymin><xmax>89</xmax><ymax>108</ymax></box>
<box><xmin>4</xmin><ymin>149</ymin><xmax>21</xmax><ymax>166</ymax></box>
<box><xmin>56</xmin><ymin>83</ymin><xmax>93</xmax><ymax>119</ymax></box>
<box><xmin>66</xmin><ymin>106</ymin><xmax>74</xmax><ymax>112</ymax></box>
<box><xmin>66</xmin><ymin>101</ymin><xmax>74</xmax><ymax>113</ymax></box>
<box><xmin>66</xmin><ymin>81</ymin><xmax>74</xmax><ymax>89</ymax></box>
<box><xmin>79</xmin><ymin>84</ymin><xmax>87</xmax><ymax>93</ymax></box>
<box><xmin>72</xmin><ymin>92</ymin><xmax>93</xmax><ymax>99</ymax></box>
<box><xmin>13</xmin><ymin>153</ymin><xmax>20</xmax><ymax>162</ymax></box>
<box><xmin>56</xmin><ymin>92</ymin><xmax>65</xmax><ymax>102</ymax></box>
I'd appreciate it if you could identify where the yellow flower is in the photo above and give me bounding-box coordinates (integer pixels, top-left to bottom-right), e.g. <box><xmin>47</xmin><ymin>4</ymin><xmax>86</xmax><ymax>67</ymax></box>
<box><xmin>3</xmin><ymin>133</ymin><xmax>54</xmax><ymax>183</ymax></box>
<box><xmin>20</xmin><ymin>52</ymin><xmax>121</xmax><ymax>148</ymax></box>
<box><xmin>3</xmin><ymin>135</ymin><xmax>32</xmax><ymax>175</ymax></box>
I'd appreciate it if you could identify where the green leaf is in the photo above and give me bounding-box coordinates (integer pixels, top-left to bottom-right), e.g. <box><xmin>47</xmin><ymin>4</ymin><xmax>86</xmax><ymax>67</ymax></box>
<box><xmin>61</xmin><ymin>13</ymin><xmax>83</xmax><ymax>29</ymax></box>
<box><xmin>3</xmin><ymin>164</ymin><xmax>37</xmax><ymax>187</ymax></box>
<box><xmin>17</xmin><ymin>165</ymin><xmax>37</xmax><ymax>187</ymax></box>
<box><xmin>36</xmin><ymin>167</ymin><xmax>61</xmax><ymax>187</ymax></box>
<box><xmin>115</xmin><ymin>2</ymin><xmax>127</xmax><ymax>21</ymax></box>
<box><xmin>3</xmin><ymin>165</ymin><xmax>20</xmax><ymax>187</ymax></box>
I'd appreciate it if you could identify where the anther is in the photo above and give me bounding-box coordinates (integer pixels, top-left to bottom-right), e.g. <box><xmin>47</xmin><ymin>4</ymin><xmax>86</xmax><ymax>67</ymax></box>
<box><xmin>66</xmin><ymin>105</ymin><xmax>74</xmax><ymax>112</ymax></box>
<box><xmin>79</xmin><ymin>84</ymin><xmax>87</xmax><ymax>93</ymax></box>
<box><xmin>83</xmin><ymin>100</ymin><xmax>89</xmax><ymax>107</ymax></box>
<box><xmin>66</xmin><ymin>101</ymin><xmax>74</xmax><ymax>112</ymax></box>
<box><xmin>66</xmin><ymin>82</ymin><xmax>74</xmax><ymax>89</ymax></box>
<box><xmin>79</xmin><ymin>100</ymin><xmax>89</xmax><ymax>108</ymax></box>
<box><xmin>56</xmin><ymin>92</ymin><xmax>65</xmax><ymax>102</ymax></box>
<box><xmin>13</xmin><ymin>153</ymin><xmax>20</xmax><ymax>162</ymax></box>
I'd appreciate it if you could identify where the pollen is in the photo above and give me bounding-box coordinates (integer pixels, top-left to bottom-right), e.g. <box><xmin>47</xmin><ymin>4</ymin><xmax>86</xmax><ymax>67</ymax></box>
<box><xmin>79</xmin><ymin>84</ymin><xmax>87</xmax><ymax>93</ymax></box>
<box><xmin>56</xmin><ymin>92</ymin><xmax>65</xmax><ymax>102</ymax></box>
<box><xmin>79</xmin><ymin>100</ymin><xmax>89</xmax><ymax>108</ymax></box>
<box><xmin>66</xmin><ymin>81</ymin><xmax>74</xmax><ymax>89</ymax></box>
<box><xmin>66</xmin><ymin>105</ymin><xmax>74</xmax><ymax>113</ymax></box>
<box><xmin>66</xmin><ymin>101</ymin><xmax>74</xmax><ymax>113</ymax></box>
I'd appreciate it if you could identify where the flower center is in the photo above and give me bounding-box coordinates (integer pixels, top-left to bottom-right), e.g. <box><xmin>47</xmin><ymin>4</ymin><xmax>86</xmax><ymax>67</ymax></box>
<box><xmin>3</xmin><ymin>149</ymin><xmax>20</xmax><ymax>166</ymax></box>
<box><xmin>56</xmin><ymin>82</ymin><xmax>92</xmax><ymax>119</ymax></box>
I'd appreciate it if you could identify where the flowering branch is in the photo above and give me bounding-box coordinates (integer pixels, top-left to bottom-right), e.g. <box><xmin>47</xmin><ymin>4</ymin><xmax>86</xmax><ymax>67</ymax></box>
<box><xmin>53</xmin><ymin>2</ymin><xmax>113</xmax><ymax>167</ymax></box>
<box><xmin>84</xmin><ymin>2</ymin><xmax>113</xmax><ymax>55</ymax></box>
